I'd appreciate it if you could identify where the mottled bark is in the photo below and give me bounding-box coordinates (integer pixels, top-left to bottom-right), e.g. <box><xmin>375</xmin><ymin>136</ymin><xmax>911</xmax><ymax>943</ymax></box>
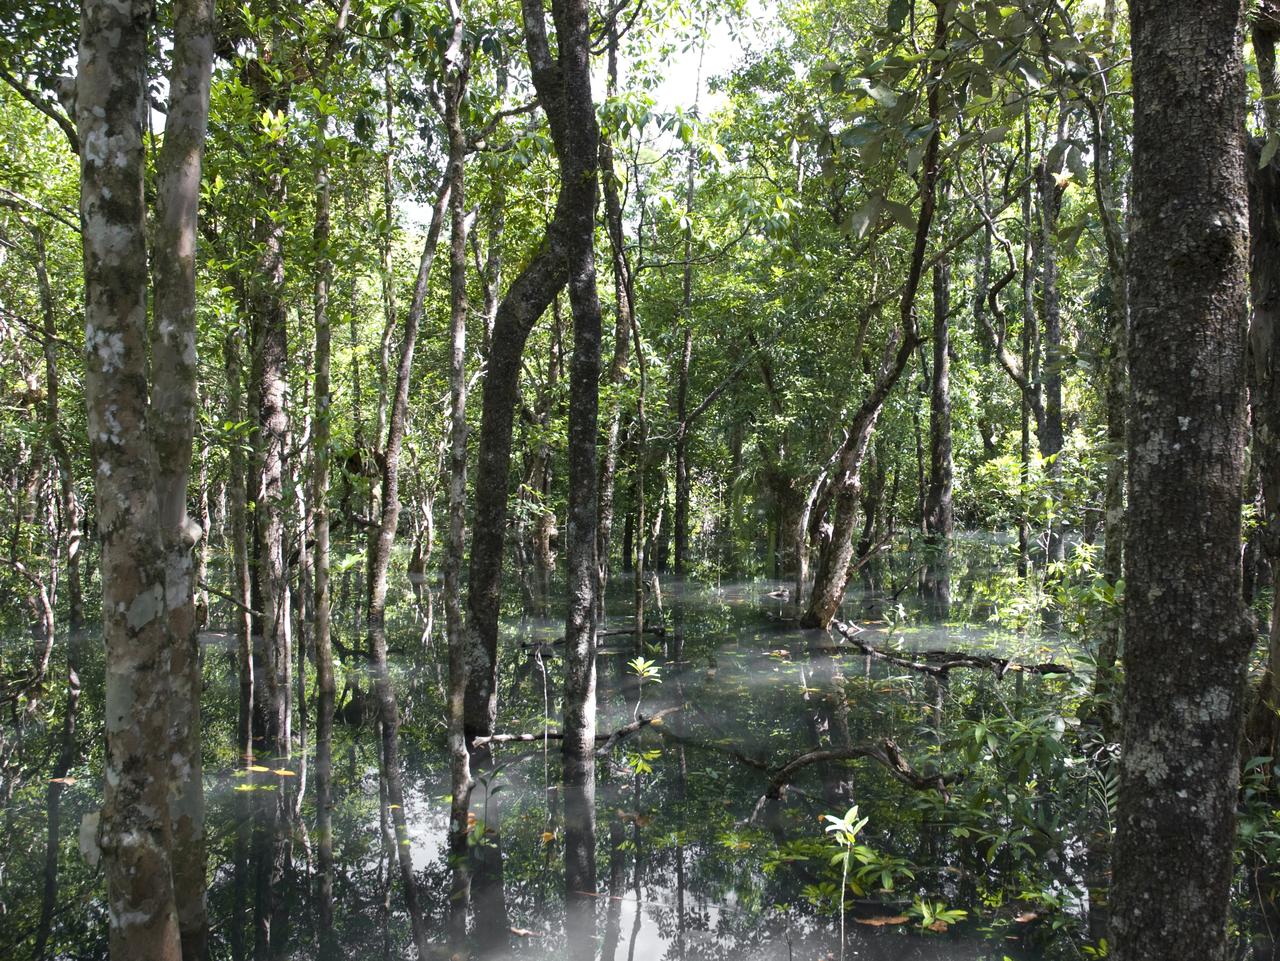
<box><xmin>442</xmin><ymin>14</ymin><xmax>474</xmax><ymax>946</ymax></box>
<box><xmin>151</xmin><ymin>3</ymin><xmax>216</xmax><ymax>952</ymax></box>
<box><xmin>75</xmin><ymin>0</ymin><xmax>214</xmax><ymax>955</ymax></box>
<box><xmin>1110</xmin><ymin>6</ymin><xmax>1254</xmax><ymax>961</ymax></box>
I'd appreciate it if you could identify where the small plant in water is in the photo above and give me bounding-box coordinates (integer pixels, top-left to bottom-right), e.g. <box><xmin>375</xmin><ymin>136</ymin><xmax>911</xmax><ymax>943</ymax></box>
<box><xmin>824</xmin><ymin>804</ymin><xmax>868</xmax><ymax>961</ymax></box>
<box><xmin>627</xmin><ymin>655</ymin><xmax>662</xmax><ymax>718</ymax></box>
<box><xmin>908</xmin><ymin>898</ymin><xmax>967</xmax><ymax>932</ymax></box>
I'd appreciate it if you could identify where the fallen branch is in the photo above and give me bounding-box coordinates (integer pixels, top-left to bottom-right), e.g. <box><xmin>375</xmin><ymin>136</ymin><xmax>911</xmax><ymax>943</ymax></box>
<box><xmin>826</xmin><ymin>621</ymin><xmax>1073</xmax><ymax>678</ymax></box>
<box><xmin>749</xmin><ymin>738</ymin><xmax>960</xmax><ymax>823</ymax></box>
<box><xmin>595</xmin><ymin>707</ymin><xmax>680</xmax><ymax>756</ymax></box>
<box><xmin>472</xmin><ymin>707</ymin><xmax>680</xmax><ymax>752</ymax></box>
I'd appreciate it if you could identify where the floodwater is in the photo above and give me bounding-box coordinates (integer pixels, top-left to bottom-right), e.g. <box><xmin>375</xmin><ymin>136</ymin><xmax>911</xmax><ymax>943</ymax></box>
<box><xmin>1</xmin><ymin>537</ymin><xmax>1097</xmax><ymax>960</ymax></box>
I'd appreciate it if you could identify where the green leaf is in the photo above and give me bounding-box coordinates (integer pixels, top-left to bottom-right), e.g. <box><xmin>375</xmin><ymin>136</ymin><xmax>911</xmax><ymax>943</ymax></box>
<box><xmin>1261</xmin><ymin>133</ymin><xmax>1280</xmax><ymax>169</ymax></box>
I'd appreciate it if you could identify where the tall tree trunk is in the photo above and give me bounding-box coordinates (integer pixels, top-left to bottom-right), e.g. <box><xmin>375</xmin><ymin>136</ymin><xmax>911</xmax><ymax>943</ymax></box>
<box><xmin>460</xmin><ymin>0</ymin><xmax>613</xmax><ymax>745</ymax></box>
<box><xmin>310</xmin><ymin>51</ymin><xmax>338</xmax><ymax>957</ymax></box>
<box><xmin>442</xmin><ymin>16</ymin><xmax>474</xmax><ymax>945</ymax></box>
<box><xmin>596</xmin><ymin>19</ymin><xmax>634</xmax><ymax>617</ymax></box>
<box><xmin>225</xmin><ymin>329</ymin><xmax>254</xmax><ymax>758</ymax></box>
<box><xmin>532</xmin><ymin>0</ymin><xmax>605</xmax><ymax>950</ymax></box>
<box><xmin>1110</xmin><ymin>6</ymin><xmax>1254</xmax><ymax>961</ymax></box>
<box><xmin>76</xmin><ymin>0</ymin><xmax>214</xmax><ymax>955</ymax></box>
<box><xmin>151</xmin><ymin>4</ymin><xmax>216</xmax><ymax>952</ymax></box>
<box><xmin>923</xmin><ymin>249</ymin><xmax>953</xmax><ymax>543</ymax></box>
<box><xmin>1036</xmin><ymin>157</ymin><xmax>1066</xmax><ymax>565</ymax></box>
<box><xmin>1246</xmin><ymin>5</ymin><xmax>1280</xmax><ymax>760</ymax></box>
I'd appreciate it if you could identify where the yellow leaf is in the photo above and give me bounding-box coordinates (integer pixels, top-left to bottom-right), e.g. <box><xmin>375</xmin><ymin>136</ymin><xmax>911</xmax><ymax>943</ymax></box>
<box><xmin>272</xmin><ymin>769</ymin><xmax>296</xmax><ymax>776</ymax></box>
<box><xmin>247</xmin><ymin>765</ymin><xmax>270</xmax><ymax>773</ymax></box>
<box><xmin>541</xmin><ymin>832</ymin><xmax>556</xmax><ymax>844</ymax></box>
<box><xmin>1053</xmin><ymin>170</ymin><xmax>1074</xmax><ymax>188</ymax></box>
<box><xmin>927</xmin><ymin>920</ymin><xmax>949</xmax><ymax>933</ymax></box>
<box><xmin>49</xmin><ymin>776</ymin><xmax>76</xmax><ymax>785</ymax></box>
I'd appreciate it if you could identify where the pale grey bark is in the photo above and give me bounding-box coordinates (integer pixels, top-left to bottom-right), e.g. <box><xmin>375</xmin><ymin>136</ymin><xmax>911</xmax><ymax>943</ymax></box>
<box><xmin>76</xmin><ymin>0</ymin><xmax>214</xmax><ymax>956</ymax></box>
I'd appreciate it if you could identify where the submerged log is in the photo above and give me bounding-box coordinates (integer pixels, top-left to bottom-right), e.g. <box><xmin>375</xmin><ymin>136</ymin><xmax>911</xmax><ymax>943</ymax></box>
<box><xmin>471</xmin><ymin>707</ymin><xmax>680</xmax><ymax>752</ymax></box>
<box><xmin>822</xmin><ymin>620</ymin><xmax>1072</xmax><ymax>678</ymax></box>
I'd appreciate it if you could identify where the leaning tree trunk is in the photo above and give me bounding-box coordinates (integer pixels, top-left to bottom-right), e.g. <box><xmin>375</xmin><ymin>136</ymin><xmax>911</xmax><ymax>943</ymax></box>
<box><xmin>520</xmin><ymin>0</ymin><xmax>606</xmax><ymax>950</ymax></box>
<box><xmin>1110</xmin><ymin>6</ymin><xmax>1255</xmax><ymax>961</ymax></box>
<box><xmin>802</xmin><ymin>0</ymin><xmax>950</xmax><ymax>630</ymax></box>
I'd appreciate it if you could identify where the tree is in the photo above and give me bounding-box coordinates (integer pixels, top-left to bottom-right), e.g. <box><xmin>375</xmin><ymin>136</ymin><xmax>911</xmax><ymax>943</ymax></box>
<box><xmin>75</xmin><ymin>0</ymin><xmax>214</xmax><ymax>957</ymax></box>
<box><xmin>1109</xmin><ymin>3</ymin><xmax>1256</xmax><ymax>961</ymax></box>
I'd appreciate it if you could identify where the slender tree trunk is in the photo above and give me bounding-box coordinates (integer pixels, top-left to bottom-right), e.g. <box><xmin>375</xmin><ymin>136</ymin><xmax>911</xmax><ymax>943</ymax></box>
<box><xmin>541</xmin><ymin>0</ymin><xmax>605</xmax><ymax>950</ymax></box>
<box><xmin>596</xmin><ymin>21</ymin><xmax>634</xmax><ymax>616</ymax></box>
<box><xmin>226</xmin><ymin>329</ymin><xmax>254</xmax><ymax>758</ymax></box>
<box><xmin>442</xmin><ymin>19</ymin><xmax>475</xmax><ymax>946</ymax></box>
<box><xmin>151</xmin><ymin>5</ymin><xmax>216</xmax><ymax>952</ymax></box>
<box><xmin>32</xmin><ymin>226</ymin><xmax>84</xmax><ymax>639</ymax></box>
<box><xmin>461</xmin><ymin>0</ymin><xmax>615</xmax><ymax>744</ymax></box>
<box><xmin>801</xmin><ymin>1</ymin><xmax>950</xmax><ymax>630</ymax></box>
<box><xmin>923</xmin><ymin>250</ymin><xmax>953</xmax><ymax>542</ymax></box>
<box><xmin>1111</xmin><ymin>6</ymin><xmax>1254</xmax><ymax>961</ymax></box>
<box><xmin>1037</xmin><ymin>158</ymin><xmax>1066</xmax><ymax>565</ymax></box>
<box><xmin>311</xmin><ymin>82</ymin><xmax>337</xmax><ymax>961</ymax></box>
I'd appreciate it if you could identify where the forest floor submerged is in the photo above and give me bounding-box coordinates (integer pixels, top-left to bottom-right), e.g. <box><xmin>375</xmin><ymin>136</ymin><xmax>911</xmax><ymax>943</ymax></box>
<box><xmin>3</xmin><ymin>536</ymin><xmax>1139</xmax><ymax>960</ymax></box>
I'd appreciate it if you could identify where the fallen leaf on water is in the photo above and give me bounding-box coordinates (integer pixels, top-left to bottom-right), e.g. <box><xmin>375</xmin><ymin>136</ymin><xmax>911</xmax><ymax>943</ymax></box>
<box><xmin>235</xmin><ymin>784</ymin><xmax>256</xmax><ymax>792</ymax></box>
<box><xmin>927</xmin><ymin>921</ymin><xmax>949</xmax><ymax>933</ymax></box>
<box><xmin>541</xmin><ymin>832</ymin><xmax>556</xmax><ymax>844</ymax></box>
<box><xmin>510</xmin><ymin>928</ymin><xmax>540</xmax><ymax>937</ymax></box>
<box><xmin>247</xmin><ymin>765</ymin><xmax>270</xmax><ymax>773</ymax></box>
<box><xmin>272</xmin><ymin>769</ymin><xmax>295</xmax><ymax>776</ymax></box>
<box><xmin>49</xmin><ymin>777</ymin><xmax>76</xmax><ymax>785</ymax></box>
<box><xmin>855</xmin><ymin>915</ymin><xmax>910</xmax><ymax>927</ymax></box>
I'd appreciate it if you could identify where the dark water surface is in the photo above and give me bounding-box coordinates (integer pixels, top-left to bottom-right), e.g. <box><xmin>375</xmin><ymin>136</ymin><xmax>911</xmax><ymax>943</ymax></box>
<box><xmin>2</xmin><ymin>537</ymin><xmax>1090</xmax><ymax>960</ymax></box>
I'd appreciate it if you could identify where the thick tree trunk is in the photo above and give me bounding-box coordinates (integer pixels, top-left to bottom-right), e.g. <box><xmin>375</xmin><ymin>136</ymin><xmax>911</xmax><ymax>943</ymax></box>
<box><xmin>76</xmin><ymin>0</ymin><xmax>214</xmax><ymax>956</ymax></box>
<box><xmin>1110</xmin><ymin>6</ymin><xmax>1255</xmax><ymax>961</ymax></box>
